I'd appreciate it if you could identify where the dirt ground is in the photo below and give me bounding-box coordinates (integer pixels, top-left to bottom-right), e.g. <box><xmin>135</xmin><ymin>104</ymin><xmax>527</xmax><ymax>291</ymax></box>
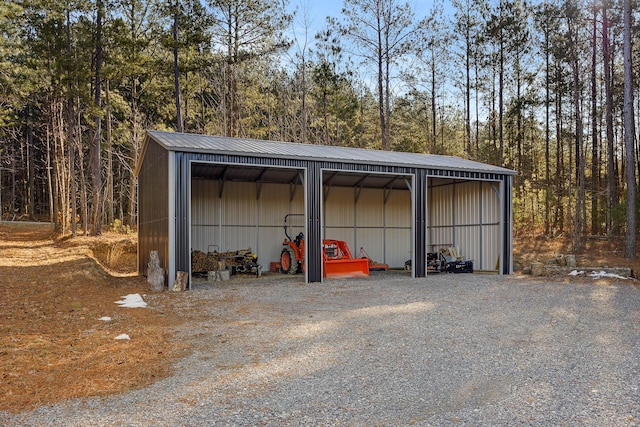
<box><xmin>0</xmin><ymin>223</ymin><xmax>637</xmax><ymax>413</ymax></box>
<box><xmin>0</xmin><ymin>223</ymin><xmax>186</xmax><ymax>412</ymax></box>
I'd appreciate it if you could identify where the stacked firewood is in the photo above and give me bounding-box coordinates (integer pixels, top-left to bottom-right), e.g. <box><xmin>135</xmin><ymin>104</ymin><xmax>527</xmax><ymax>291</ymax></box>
<box><xmin>191</xmin><ymin>250</ymin><xmax>217</xmax><ymax>273</ymax></box>
<box><xmin>191</xmin><ymin>249</ymin><xmax>253</xmax><ymax>273</ymax></box>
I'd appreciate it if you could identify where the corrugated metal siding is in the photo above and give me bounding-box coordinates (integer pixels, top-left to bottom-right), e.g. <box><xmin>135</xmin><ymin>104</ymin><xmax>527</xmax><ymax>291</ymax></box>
<box><xmin>386</xmin><ymin>190</ymin><xmax>411</xmax><ymax>225</ymax></box>
<box><xmin>482</xmin><ymin>183</ymin><xmax>501</xmax><ymax>270</ymax></box>
<box><xmin>258</xmin><ymin>183</ymin><xmax>304</xmax><ymax>265</ymax></box>
<box><xmin>324</xmin><ymin>187</ymin><xmax>354</xmax><ymax>227</ymax></box>
<box><xmin>355</xmin><ymin>228</ymin><xmax>384</xmax><ymax>262</ymax></box>
<box><xmin>384</xmin><ymin>189</ymin><xmax>411</xmax><ymax>268</ymax></box>
<box><xmin>385</xmin><ymin>228</ymin><xmax>412</xmax><ymax>267</ymax></box>
<box><xmin>191</xmin><ymin>179</ymin><xmax>305</xmax><ymax>266</ymax></box>
<box><xmin>355</xmin><ymin>188</ymin><xmax>384</xmax><ymax>227</ymax></box>
<box><xmin>456</xmin><ymin>225</ymin><xmax>480</xmax><ymax>267</ymax></box>
<box><xmin>324</xmin><ymin>228</ymin><xmax>355</xmax><ymax>254</ymax></box>
<box><xmin>191</xmin><ymin>180</ymin><xmax>219</xmax><ymax>226</ymax></box>
<box><xmin>428</xmin><ymin>182</ymin><xmax>454</xmax><ymax>233</ymax></box>
<box><xmin>324</xmin><ymin>186</ymin><xmax>411</xmax><ymax>268</ymax></box>
<box><xmin>220</xmin><ymin>227</ymin><xmax>257</xmax><ymax>253</ymax></box>
<box><xmin>455</xmin><ymin>182</ymin><xmax>481</xmax><ymax>225</ymax></box>
<box><xmin>259</xmin><ymin>183</ymin><xmax>303</xmax><ymax>227</ymax></box>
<box><xmin>482</xmin><ymin>224</ymin><xmax>501</xmax><ymax>270</ymax></box>
<box><xmin>482</xmin><ymin>183</ymin><xmax>501</xmax><ymax>223</ymax></box>
<box><xmin>427</xmin><ymin>178</ymin><xmax>501</xmax><ymax>271</ymax></box>
<box><xmin>138</xmin><ymin>139</ymin><xmax>169</xmax><ymax>280</ymax></box>
<box><xmin>221</xmin><ymin>181</ymin><xmax>257</xmax><ymax>231</ymax></box>
<box><xmin>191</xmin><ymin>179</ymin><xmax>219</xmax><ymax>254</ymax></box>
<box><xmin>428</xmin><ymin>227</ymin><xmax>454</xmax><ymax>251</ymax></box>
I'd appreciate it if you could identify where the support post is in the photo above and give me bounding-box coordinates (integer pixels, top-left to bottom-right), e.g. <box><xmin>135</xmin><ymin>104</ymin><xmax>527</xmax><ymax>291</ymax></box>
<box><xmin>414</xmin><ymin>170</ymin><xmax>427</xmax><ymax>277</ymax></box>
<box><xmin>306</xmin><ymin>163</ymin><xmax>323</xmax><ymax>282</ymax></box>
<box><xmin>502</xmin><ymin>175</ymin><xmax>513</xmax><ymax>274</ymax></box>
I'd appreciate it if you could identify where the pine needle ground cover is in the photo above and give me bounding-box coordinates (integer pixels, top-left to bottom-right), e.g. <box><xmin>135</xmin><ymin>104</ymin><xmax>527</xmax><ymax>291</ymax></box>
<box><xmin>0</xmin><ymin>223</ymin><xmax>187</xmax><ymax>412</ymax></box>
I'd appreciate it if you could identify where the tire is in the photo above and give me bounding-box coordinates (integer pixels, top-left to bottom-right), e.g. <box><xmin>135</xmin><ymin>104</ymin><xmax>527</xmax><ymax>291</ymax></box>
<box><xmin>280</xmin><ymin>246</ymin><xmax>300</xmax><ymax>274</ymax></box>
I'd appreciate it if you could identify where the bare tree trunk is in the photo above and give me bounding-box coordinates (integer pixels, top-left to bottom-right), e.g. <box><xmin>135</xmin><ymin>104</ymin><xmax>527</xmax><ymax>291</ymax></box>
<box><xmin>377</xmin><ymin>37</ymin><xmax>387</xmax><ymax>150</ymax></box>
<box><xmin>295</xmin><ymin>6</ymin><xmax>311</xmax><ymax>144</ymax></box>
<box><xmin>474</xmin><ymin>50</ymin><xmax>480</xmax><ymax>157</ymax></box>
<box><xmin>91</xmin><ymin>0</ymin><xmax>103</xmax><ymax>235</ymax></box>
<box><xmin>322</xmin><ymin>87</ymin><xmax>329</xmax><ymax>144</ymax></box>
<box><xmin>384</xmin><ymin>41</ymin><xmax>391</xmax><ymax>151</ymax></box>
<box><xmin>173</xmin><ymin>0</ymin><xmax>183</xmax><ymax>133</ymax></box>
<box><xmin>106</xmin><ymin>79</ymin><xmax>114</xmax><ymax>226</ymax></box>
<box><xmin>603</xmin><ymin>6</ymin><xmax>617</xmax><ymax>236</ymax></box>
<box><xmin>77</xmin><ymin>115</ymin><xmax>88</xmax><ymax>236</ymax></box>
<box><xmin>555</xmin><ymin>65</ymin><xmax>564</xmax><ymax>234</ymax></box>
<box><xmin>491</xmin><ymin>57</ymin><xmax>497</xmax><ymax>164</ymax></box>
<box><xmin>431</xmin><ymin>53</ymin><xmax>437</xmax><ymax>153</ymax></box>
<box><xmin>27</xmin><ymin>117</ymin><xmax>35</xmax><ymax>219</ymax></box>
<box><xmin>465</xmin><ymin>18</ymin><xmax>471</xmax><ymax>156</ymax></box>
<box><xmin>544</xmin><ymin>6</ymin><xmax>550</xmax><ymax>235</ymax></box>
<box><xmin>591</xmin><ymin>6</ymin><xmax>599</xmax><ymax>234</ymax></box>
<box><xmin>623</xmin><ymin>0</ymin><xmax>636</xmax><ymax>258</ymax></box>
<box><xmin>128</xmin><ymin>98</ymin><xmax>140</xmax><ymax>228</ymax></box>
<box><xmin>515</xmin><ymin>56</ymin><xmax>522</xmax><ymax>197</ymax></box>
<box><xmin>46</xmin><ymin>123</ymin><xmax>54</xmax><ymax>224</ymax></box>
<box><xmin>68</xmin><ymin>107</ymin><xmax>76</xmax><ymax>234</ymax></box>
<box><xmin>54</xmin><ymin>100</ymin><xmax>68</xmax><ymax>233</ymax></box>
<box><xmin>223</xmin><ymin>2</ymin><xmax>237</xmax><ymax>138</ymax></box>
<box><xmin>67</xmin><ymin>9</ymin><xmax>77</xmax><ymax>236</ymax></box>
<box><xmin>568</xmin><ymin>15</ymin><xmax>585</xmax><ymax>252</ymax></box>
<box><xmin>498</xmin><ymin>6</ymin><xmax>504</xmax><ymax>166</ymax></box>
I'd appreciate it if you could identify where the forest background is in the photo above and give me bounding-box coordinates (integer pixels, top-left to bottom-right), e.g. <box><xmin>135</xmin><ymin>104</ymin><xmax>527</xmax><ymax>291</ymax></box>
<box><xmin>0</xmin><ymin>0</ymin><xmax>638</xmax><ymax>256</ymax></box>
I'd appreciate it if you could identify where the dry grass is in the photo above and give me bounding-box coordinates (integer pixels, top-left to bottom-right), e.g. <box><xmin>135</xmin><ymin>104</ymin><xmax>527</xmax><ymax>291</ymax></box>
<box><xmin>0</xmin><ymin>223</ymin><xmax>187</xmax><ymax>412</ymax></box>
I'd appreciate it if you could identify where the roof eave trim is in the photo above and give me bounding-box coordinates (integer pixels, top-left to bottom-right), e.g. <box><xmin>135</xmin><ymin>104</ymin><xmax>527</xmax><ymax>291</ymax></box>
<box><xmin>163</xmin><ymin>146</ymin><xmax>516</xmax><ymax>176</ymax></box>
<box><xmin>133</xmin><ymin>133</ymin><xmax>150</xmax><ymax>177</ymax></box>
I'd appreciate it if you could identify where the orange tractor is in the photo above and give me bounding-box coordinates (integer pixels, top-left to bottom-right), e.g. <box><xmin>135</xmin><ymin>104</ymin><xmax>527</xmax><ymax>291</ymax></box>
<box><xmin>280</xmin><ymin>214</ymin><xmax>369</xmax><ymax>278</ymax></box>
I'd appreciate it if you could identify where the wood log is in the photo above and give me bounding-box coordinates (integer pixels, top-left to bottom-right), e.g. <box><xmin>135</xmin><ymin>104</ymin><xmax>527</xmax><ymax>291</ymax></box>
<box><xmin>172</xmin><ymin>271</ymin><xmax>188</xmax><ymax>291</ymax></box>
<box><xmin>192</xmin><ymin>248</ymin><xmax>253</xmax><ymax>273</ymax></box>
<box><xmin>531</xmin><ymin>262</ymin><xmax>544</xmax><ymax>276</ymax></box>
<box><xmin>147</xmin><ymin>250</ymin><xmax>165</xmax><ymax>291</ymax></box>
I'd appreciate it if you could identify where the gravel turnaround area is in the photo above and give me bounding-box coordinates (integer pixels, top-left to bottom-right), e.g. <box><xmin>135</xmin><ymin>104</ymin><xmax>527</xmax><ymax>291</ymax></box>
<box><xmin>3</xmin><ymin>272</ymin><xmax>640</xmax><ymax>426</ymax></box>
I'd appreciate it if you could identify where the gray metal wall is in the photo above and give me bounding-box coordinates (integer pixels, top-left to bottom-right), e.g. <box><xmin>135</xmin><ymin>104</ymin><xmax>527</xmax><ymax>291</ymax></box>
<box><xmin>137</xmin><ymin>139</ymin><xmax>170</xmax><ymax>280</ymax></box>
<box><xmin>427</xmin><ymin>178</ymin><xmax>501</xmax><ymax>271</ymax></box>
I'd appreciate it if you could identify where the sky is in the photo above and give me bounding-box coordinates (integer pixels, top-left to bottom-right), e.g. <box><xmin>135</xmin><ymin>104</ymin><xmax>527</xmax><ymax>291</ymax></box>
<box><xmin>286</xmin><ymin>0</ymin><xmax>345</xmax><ymax>50</ymax></box>
<box><xmin>289</xmin><ymin>0</ymin><xmax>345</xmax><ymax>33</ymax></box>
<box><xmin>284</xmin><ymin>0</ymin><xmax>439</xmax><ymax>93</ymax></box>
<box><xmin>287</xmin><ymin>0</ymin><xmax>437</xmax><ymax>36</ymax></box>
<box><xmin>286</xmin><ymin>0</ymin><xmax>440</xmax><ymax>58</ymax></box>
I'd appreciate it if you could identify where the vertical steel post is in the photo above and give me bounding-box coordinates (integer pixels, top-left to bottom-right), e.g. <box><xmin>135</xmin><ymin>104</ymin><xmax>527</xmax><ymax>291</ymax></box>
<box><xmin>306</xmin><ymin>163</ymin><xmax>323</xmax><ymax>282</ymax></box>
<box><xmin>413</xmin><ymin>169</ymin><xmax>427</xmax><ymax>277</ymax></box>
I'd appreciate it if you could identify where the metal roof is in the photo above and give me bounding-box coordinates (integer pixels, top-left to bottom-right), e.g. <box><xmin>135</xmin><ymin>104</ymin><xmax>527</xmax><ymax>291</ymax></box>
<box><xmin>146</xmin><ymin>130</ymin><xmax>517</xmax><ymax>176</ymax></box>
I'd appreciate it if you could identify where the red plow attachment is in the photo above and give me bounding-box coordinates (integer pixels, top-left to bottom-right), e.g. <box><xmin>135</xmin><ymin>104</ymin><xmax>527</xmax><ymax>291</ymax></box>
<box><xmin>322</xmin><ymin>240</ymin><xmax>370</xmax><ymax>278</ymax></box>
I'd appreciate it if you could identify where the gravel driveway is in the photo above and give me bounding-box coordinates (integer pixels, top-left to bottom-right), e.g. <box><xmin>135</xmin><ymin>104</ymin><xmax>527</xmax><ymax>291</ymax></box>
<box><xmin>3</xmin><ymin>272</ymin><xmax>640</xmax><ymax>426</ymax></box>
